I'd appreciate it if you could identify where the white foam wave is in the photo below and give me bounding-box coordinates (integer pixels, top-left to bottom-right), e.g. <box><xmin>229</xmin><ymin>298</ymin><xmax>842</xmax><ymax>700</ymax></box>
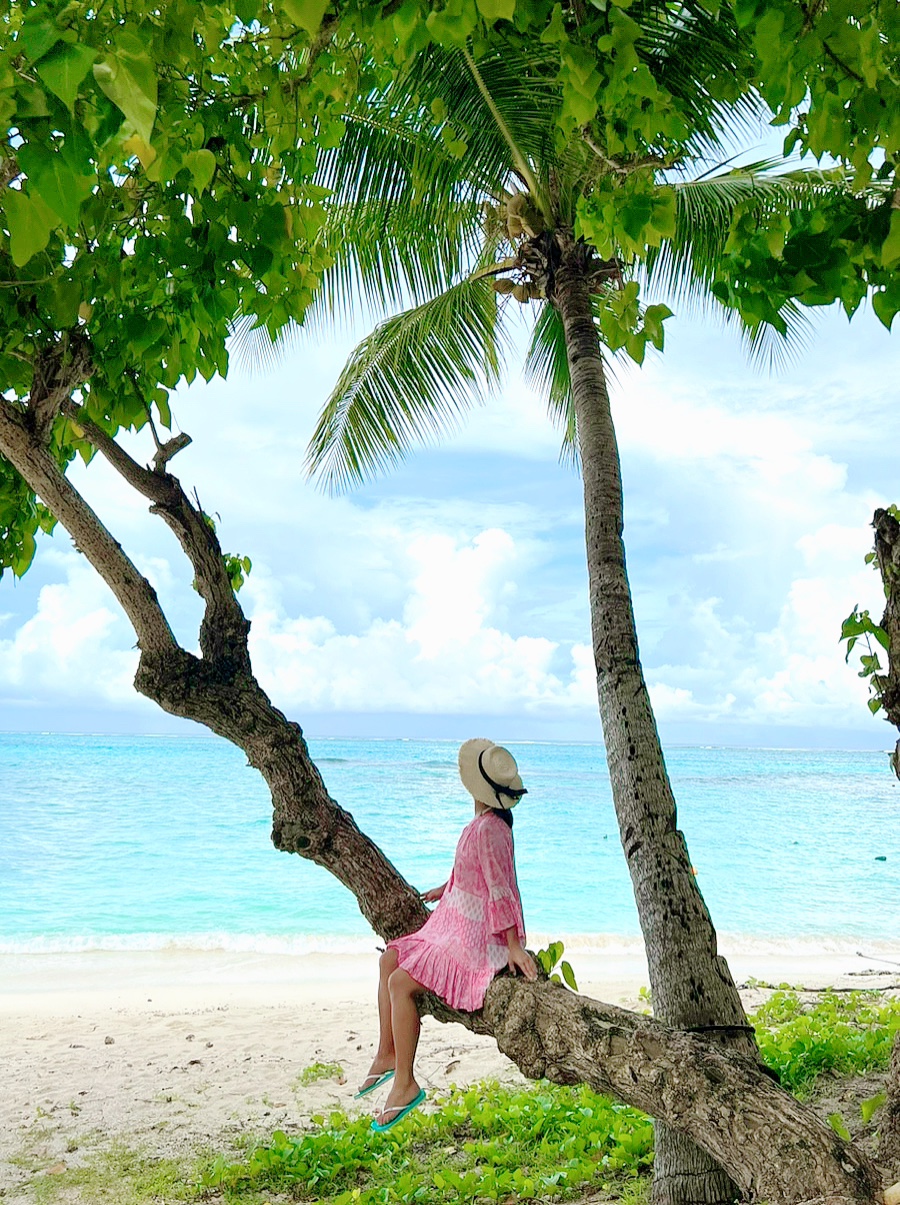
<box><xmin>2</xmin><ymin>929</ymin><xmax>895</xmax><ymax>963</ymax></box>
<box><xmin>0</xmin><ymin>932</ymin><xmax>379</xmax><ymax>957</ymax></box>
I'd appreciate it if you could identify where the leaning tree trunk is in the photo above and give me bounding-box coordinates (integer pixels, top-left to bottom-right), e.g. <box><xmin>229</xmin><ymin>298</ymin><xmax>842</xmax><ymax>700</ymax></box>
<box><xmin>552</xmin><ymin>230</ymin><xmax>753</xmax><ymax>1205</ymax></box>
<box><xmin>0</xmin><ymin>367</ymin><xmax>886</xmax><ymax>1204</ymax></box>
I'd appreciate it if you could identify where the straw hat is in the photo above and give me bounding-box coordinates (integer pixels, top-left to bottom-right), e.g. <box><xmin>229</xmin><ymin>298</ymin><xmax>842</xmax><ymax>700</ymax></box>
<box><xmin>458</xmin><ymin>738</ymin><xmax>527</xmax><ymax>810</ymax></box>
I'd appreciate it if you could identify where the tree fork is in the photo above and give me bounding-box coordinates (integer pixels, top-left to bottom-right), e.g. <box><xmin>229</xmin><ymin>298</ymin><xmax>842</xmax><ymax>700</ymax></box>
<box><xmin>0</xmin><ymin>397</ymin><xmax>177</xmax><ymax>657</ymax></box>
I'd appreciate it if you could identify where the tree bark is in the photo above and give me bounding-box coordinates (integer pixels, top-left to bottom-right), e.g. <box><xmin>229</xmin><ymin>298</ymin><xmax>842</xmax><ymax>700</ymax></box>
<box><xmin>881</xmin><ymin>1032</ymin><xmax>900</xmax><ymax>1180</ymax></box>
<box><xmin>872</xmin><ymin>508</ymin><xmax>900</xmax><ymax>779</ymax></box>
<box><xmin>0</xmin><ymin>356</ymin><xmax>885</xmax><ymax>1204</ymax></box>
<box><xmin>551</xmin><ymin>230</ymin><xmax>753</xmax><ymax>1205</ymax></box>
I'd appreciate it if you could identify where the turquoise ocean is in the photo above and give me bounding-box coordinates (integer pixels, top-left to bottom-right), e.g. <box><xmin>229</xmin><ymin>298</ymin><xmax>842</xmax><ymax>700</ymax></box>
<box><xmin>1</xmin><ymin>734</ymin><xmax>898</xmax><ymax>954</ymax></box>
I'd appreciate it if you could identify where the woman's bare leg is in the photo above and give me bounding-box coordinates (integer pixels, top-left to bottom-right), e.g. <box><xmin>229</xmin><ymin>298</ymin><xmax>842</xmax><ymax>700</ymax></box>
<box><xmin>359</xmin><ymin>949</ymin><xmax>398</xmax><ymax>1092</ymax></box>
<box><xmin>375</xmin><ymin>967</ymin><xmax>424</xmax><ymax>1123</ymax></box>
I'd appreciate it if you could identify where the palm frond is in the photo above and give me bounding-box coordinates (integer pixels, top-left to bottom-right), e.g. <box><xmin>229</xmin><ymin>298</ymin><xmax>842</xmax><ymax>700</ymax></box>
<box><xmin>299</xmin><ymin>44</ymin><xmax>561</xmax><ymax>332</ymax></box>
<box><xmin>523</xmin><ymin>302</ymin><xmax>578</xmax><ymax>466</ymax></box>
<box><xmin>307</xmin><ymin>195</ymin><xmax>481</xmax><ymax>332</ymax></box>
<box><xmin>740</xmin><ymin>299</ymin><xmax>818</xmax><ymax>370</ymax></box>
<box><xmin>400</xmin><ymin>43</ymin><xmax>561</xmax><ymax>198</ymax></box>
<box><xmin>639</xmin><ymin>162</ymin><xmax>853</xmax><ymax>365</ymax></box>
<box><xmin>306</xmin><ymin>276</ymin><xmax>509</xmax><ymax>493</ymax></box>
<box><xmin>646</xmin><ymin>161</ymin><xmax>841</xmax><ymax>306</ymax></box>
<box><xmin>634</xmin><ymin>0</ymin><xmax>765</xmax><ymax>155</ymax></box>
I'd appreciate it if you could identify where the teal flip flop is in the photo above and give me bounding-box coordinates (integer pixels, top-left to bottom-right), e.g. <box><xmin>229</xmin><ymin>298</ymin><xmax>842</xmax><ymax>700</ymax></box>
<box><xmin>355</xmin><ymin>1070</ymin><xmax>395</xmax><ymax>1099</ymax></box>
<box><xmin>370</xmin><ymin>1088</ymin><xmax>426</xmax><ymax>1133</ymax></box>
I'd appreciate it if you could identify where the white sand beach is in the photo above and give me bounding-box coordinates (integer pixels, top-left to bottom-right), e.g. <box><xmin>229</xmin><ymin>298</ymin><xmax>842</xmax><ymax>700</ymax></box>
<box><xmin>2</xmin><ymin>939</ymin><xmax>897</xmax><ymax>1200</ymax></box>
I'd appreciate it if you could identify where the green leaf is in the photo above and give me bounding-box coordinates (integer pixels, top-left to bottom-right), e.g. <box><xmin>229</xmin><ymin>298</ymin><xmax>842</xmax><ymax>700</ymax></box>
<box><xmin>12</xmin><ymin>527</ymin><xmax>37</xmax><ymax>577</ymax></box>
<box><xmin>882</xmin><ymin>209</ymin><xmax>900</xmax><ymax>269</ymax></box>
<box><xmin>17</xmin><ymin>142</ymin><xmax>91</xmax><ymax>230</ymax></box>
<box><xmin>50</xmin><ymin>278</ymin><xmax>81</xmax><ymax>326</ymax></box>
<box><xmin>827</xmin><ymin>1112</ymin><xmax>851</xmax><ymax>1142</ymax></box>
<box><xmin>15</xmin><ymin>81</ymin><xmax>52</xmax><ymax>119</ymax></box>
<box><xmin>18</xmin><ymin>19</ymin><xmax>61</xmax><ymax>64</ymax></box>
<box><xmin>860</xmin><ymin>1091</ymin><xmax>886</xmax><ymax>1125</ymax></box>
<box><xmin>92</xmin><ymin>30</ymin><xmax>158</xmax><ymax>143</ymax></box>
<box><xmin>561</xmin><ymin>960</ymin><xmax>578</xmax><ymax>991</ymax></box>
<box><xmin>281</xmin><ymin>0</ymin><xmax>329</xmax><ymax>34</ymax></box>
<box><xmin>183</xmin><ymin>149</ymin><xmax>216</xmax><ymax>193</ymax></box>
<box><xmin>152</xmin><ymin>388</ymin><xmax>172</xmax><ymax>428</ymax></box>
<box><xmin>1</xmin><ymin>188</ymin><xmax>56</xmax><ymax>266</ymax></box>
<box><xmin>647</xmin><ymin>191</ymin><xmax>677</xmax><ymax>242</ymax></box>
<box><xmin>476</xmin><ymin>0</ymin><xmax>516</xmax><ymax>20</ymax></box>
<box><xmin>35</xmin><ymin>42</ymin><xmax>97</xmax><ymax>111</ymax></box>
<box><xmin>872</xmin><ymin>281</ymin><xmax>900</xmax><ymax>332</ymax></box>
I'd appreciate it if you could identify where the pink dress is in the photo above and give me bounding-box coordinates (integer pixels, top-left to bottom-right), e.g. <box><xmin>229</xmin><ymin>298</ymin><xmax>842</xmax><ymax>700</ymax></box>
<box><xmin>388</xmin><ymin>811</ymin><xmax>526</xmax><ymax>1012</ymax></box>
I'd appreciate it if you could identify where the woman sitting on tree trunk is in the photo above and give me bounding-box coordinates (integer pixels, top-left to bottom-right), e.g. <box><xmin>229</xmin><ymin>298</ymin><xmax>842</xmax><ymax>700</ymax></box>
<box><xmin>356</xmin><ymin>739</ymin><xmax>537</xmax><ymax>1132</ymax></box>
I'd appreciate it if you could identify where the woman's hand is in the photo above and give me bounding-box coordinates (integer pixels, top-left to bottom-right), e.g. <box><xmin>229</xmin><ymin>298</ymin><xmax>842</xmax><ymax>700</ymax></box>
<box><xmin>421</xmin><ymin>883</ymin><xmax>446</xmax><ymax>903</ymax></box>
<box><xmin>506</xmin><ymin>940</ymin><xmax>538</xmax><ymax>980</ymax></box>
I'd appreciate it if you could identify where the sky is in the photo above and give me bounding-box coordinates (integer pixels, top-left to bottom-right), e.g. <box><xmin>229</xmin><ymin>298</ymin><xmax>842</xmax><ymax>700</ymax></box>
<box><xmin>1</xmin><ymin>287</ymin><xmax>897</xmax><ymax>749</ymax></box>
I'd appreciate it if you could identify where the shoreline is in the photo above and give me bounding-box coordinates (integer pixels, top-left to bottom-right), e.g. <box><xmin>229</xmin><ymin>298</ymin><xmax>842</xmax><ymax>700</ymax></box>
<box><xmin>1</xmin><ymin>933</ymin><xmax>897</xmax><ymax>1011</ymax></box>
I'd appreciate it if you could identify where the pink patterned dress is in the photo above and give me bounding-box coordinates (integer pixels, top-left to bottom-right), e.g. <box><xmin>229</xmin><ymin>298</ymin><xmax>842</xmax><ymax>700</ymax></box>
<box><xmin>388</xmin><ymin>811</ymin><xmax>526</xmax><ymax>1012</ymax></box>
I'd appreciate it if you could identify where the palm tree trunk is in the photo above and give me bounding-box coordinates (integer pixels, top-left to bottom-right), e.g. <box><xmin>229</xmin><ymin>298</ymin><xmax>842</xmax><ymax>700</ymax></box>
<box><xmin>552</xmin><ymin>230</ymin><xmax>751</xmax><ymax>1205</ymax></box>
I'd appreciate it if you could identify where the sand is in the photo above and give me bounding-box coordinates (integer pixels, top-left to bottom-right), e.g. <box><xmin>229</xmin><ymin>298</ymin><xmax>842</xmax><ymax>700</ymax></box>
<box><xmin>2</xmin><ymin>939</ymin><xmax>897</xmax><ymax>1200</ymax></box>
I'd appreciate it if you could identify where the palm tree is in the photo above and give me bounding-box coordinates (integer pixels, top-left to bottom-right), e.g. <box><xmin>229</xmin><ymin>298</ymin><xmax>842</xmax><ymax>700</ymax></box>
<box><xmin>285</xmin><ymin>15</ymin><xmax>845</xmax><ymax>1204</ymax></box>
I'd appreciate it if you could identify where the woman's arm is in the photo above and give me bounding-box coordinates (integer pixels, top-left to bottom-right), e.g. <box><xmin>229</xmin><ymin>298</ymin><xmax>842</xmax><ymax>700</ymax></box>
<box><xmin>421</xmin><ymin>881</ymin><xmax>448</xmax><ymax>903</ymax></box>
<box><xmin>503</xmin><ymin>926</ymin><xmax>537</xmax><ymax>979</ymax></box>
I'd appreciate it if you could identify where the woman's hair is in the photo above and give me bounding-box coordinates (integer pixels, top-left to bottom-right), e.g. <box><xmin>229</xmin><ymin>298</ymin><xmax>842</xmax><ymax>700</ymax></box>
<box><xmin>491</xmin><ymin>807</ymin><xmax>514</xmax><ymax>830</ymax></box>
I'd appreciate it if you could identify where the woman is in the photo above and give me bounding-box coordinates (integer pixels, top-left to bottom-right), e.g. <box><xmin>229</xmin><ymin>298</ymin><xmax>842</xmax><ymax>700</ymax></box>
<box><xmin>358</xmin><ymin>738</ymin><xmax>537</xmax><ymax>1132</ymax></box>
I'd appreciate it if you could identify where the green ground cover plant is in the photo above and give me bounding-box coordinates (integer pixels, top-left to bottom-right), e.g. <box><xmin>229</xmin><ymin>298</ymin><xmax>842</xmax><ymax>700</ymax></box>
<box><xmin>296</xmin><ymin>1061</ymin><xmax>346</xmax><ymax>1087</ymax></box>
<box><xmin>200</xmin><ymin>990</ymin><xmax>900</xmax><ymax>1202</ymax></box>
<box><xmin>199</xmin><ymin>1082</ymin><xmax>653</xmax><ymax>1203</ymax></box>
<box><xmin>750</xmin><ymin>989</ymin><xmax>900</xmax><ymax>1097</ymax></box>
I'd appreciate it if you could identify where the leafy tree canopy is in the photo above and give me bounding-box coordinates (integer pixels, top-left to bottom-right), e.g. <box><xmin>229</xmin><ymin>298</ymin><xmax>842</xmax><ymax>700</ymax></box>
<box><xmin>1</xmin><ymin>0</ymin><xmax>898</xmax><ymax>576</ymax></box>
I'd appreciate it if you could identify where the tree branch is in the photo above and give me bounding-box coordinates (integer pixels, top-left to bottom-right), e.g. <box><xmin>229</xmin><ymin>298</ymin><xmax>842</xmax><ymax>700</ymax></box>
<box><xmin>0</xmin><ymin>155</ymin><xmax>19</xmax><ymax>190</ymax></box>
<box><xmin>581</xmin><ymin>128</ymin><xmax>678</xmax><ymax>175</ymax></box>
<box><xmin>28</xmin><ymin>334</ymin><xmax>93</xmax><ymax>444</ymax></box>
<box><xmin>872</xmin><ymin>507</ymin><xmax>900</xmax><ymax>778</ymax></box>
<box><xmin>0</xmin><ymin>397</ymin><xmax>178</xmax><ymax>657</ymax></box>
<box><xmin>796</xmin><ymin>1</ymin><xmax>866</xmax><ymax>84</ymax></box>
<box><xmin>62</xmin><ymin>401</ymin><xmax>251</xmax><ymax>669</ymax></box>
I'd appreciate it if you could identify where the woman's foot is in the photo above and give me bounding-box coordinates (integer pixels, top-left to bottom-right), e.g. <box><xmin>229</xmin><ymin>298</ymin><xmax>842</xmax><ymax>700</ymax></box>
<box><xmin>374</xmin><ymin>1078</ymin><xmax>422</xmax><ymax>1126</ymax></box>
<box><xmin>355</xmin><ymin>1062</ymin><xmax>395</xmax><ymax>1098</ymax></box>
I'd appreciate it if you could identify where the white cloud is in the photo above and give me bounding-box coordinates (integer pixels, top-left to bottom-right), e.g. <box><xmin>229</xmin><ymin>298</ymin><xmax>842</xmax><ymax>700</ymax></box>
<box><xmin>0</xmin><ymin>556</ymin><xmax>137</xmax><ymax>704</ymax></box>
<box><xmin>0</xmin><ymin>528</ymin><xmax>592</xmax><ymax>721</ymax></box>
<box><xmin>246</xmin><ymin>527</ymin><xmax>575</xmax><ymax>714</ymax></box>
<box><xmin>2</xmin><ymin>303</ymin><xmax>897</xmax><ymax>745</ymax></box>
